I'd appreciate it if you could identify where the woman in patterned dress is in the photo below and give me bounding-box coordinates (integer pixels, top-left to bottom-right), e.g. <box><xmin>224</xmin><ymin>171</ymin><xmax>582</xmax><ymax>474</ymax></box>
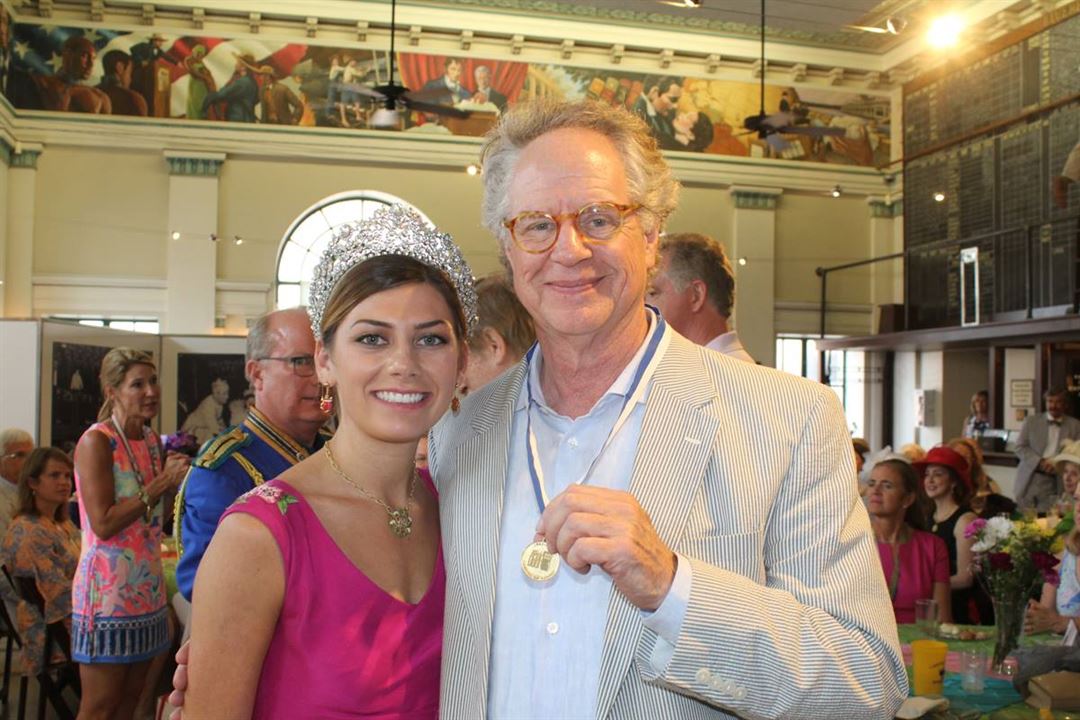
<box><xmin>72</xmin><ymin>348</ymin><xmax>190</xmax><ymax>720</ymax></box>
<box><xmin>0</xmin><ymin>447</ymin><xmax>81</xmax><ymax>676</ymax></box>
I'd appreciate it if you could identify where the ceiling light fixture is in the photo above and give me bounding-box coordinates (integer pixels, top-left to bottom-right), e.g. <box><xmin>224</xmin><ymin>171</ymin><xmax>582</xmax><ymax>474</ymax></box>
<box><xmin>927</xmin><ymin>14</ymin><xmax>964</xmax><ymax>48</ymax></box>
<box><xmin>738</xmin><ymin>257</ymin><xmax>747</xmax><ymax>266</ymax></box>
<box><xmin>234</xmin><ymin>235</ymin><xmax>244</xmax><ymax>246</ymax></box>
<box><xmin>933</xmin><ymin>191</ymin><xmax>946</xmax><ymax>202</ymax></box>
<box><xmin>466</xmin><ymin>164</ymin><xmax>480</xmax><ymax>176</ymax></box>
<box><xmin>209</xmin><ymin>233</ymin><xmax>219</xmax><ymax>242</ymax></box>
<box><xmin>831</xmin><ymin>185</ymin><xmax>842</xmax><ymax>198</ymax></box>
<box><xmin>171</xmin><ymin>231</ymin><xmax>181</xmax><ymax>240</ymax></box>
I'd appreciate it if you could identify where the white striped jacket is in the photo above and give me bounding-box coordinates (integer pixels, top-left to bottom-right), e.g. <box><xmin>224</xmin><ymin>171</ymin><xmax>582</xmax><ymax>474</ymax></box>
<box><xmin>429</xmin><ymin>332</ymin><xmax>907</xmax><ymax>719</ymax></box>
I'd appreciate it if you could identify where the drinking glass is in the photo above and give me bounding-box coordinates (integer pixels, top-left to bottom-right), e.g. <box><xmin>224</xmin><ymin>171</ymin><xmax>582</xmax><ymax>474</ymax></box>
<box><xmin>915</xmin><ymin>598</ymin><xmax>939</xmax><ymax>638</ymax></box>
<box><xmin>960</xmin><ymin>650</ymin><xmax>986</xmax><ymax>694</ymax></box>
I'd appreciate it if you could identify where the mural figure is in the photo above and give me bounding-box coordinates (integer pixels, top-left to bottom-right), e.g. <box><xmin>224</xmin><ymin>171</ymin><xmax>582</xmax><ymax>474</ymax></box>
<box><xmin>470</xmin><ymin>65</ymin><xmax>506</xmax><ymax>112</ymax></box>
<box><xmin>203</xmin><ymin>53</ymin><xmax>262</xmax><ymax>122</ymax></box>
<box><xmin>631</xmin><ymin>76</ymin><xmax>682</xmax><ymax>150</ymax></box>
<box><xmin>183</xmin><ymin>44</ymin><xmax>216</xmax><ymax>120</ymax></box>
<box><xmin>420</xmin><ymin>57</ymin><xmax>471</xmax><ymax>105</ymax></box>
<box><xmin>97</xmin><ymin>49</ymin><xmax>148</xmax><ymax>116</ymax></box>
<box><xmin>32</xmin><ymin>36</ymin><xmax>110</xmax><ymax>113</ymax></box>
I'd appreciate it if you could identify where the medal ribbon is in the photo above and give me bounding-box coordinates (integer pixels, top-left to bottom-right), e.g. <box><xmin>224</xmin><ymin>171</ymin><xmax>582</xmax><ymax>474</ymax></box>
<box><xmin>524</xmin><ymin>306</ymin><xmax>669</xmax><ymax>513</ymax></box>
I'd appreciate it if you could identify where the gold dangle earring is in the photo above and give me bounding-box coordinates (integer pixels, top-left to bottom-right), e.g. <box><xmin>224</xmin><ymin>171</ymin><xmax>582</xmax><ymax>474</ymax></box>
<box><xmin>450</xmin><ymin>384</ymin><xmax>461</xmax><ymax>415</ymax></box>
<box><xmin>319</xmin><ymin>384</ymin><xmax>335</xmax><ymax>414</ymax></box>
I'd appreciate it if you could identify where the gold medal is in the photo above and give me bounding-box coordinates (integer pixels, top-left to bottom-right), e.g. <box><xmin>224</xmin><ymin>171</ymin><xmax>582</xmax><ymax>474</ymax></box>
<box><xmin>520</xmin><ymin>541</ymin><xmax>559</xmax><ymax>582</ymax></box>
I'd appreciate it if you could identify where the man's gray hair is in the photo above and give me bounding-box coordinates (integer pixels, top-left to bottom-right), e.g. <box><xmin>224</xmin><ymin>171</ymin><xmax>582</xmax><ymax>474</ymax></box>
<box><xmin>246</xmin><ymin>307</ymin><xmax>310</xmax><ymax>380</ymax></box>
<box><xmin>480</xmin><ymin>98</ymin><xmax>680</xmax><ymax>248</ymax></box>
<box><xmin>0</xmin><ymin>428</ymin><xmax>32</xmax><ymax>452</ymax></box>
<box><xmin>660</xmin><ymin>232</ymin><xmax>736</xmax><ymax>318</ymax></box>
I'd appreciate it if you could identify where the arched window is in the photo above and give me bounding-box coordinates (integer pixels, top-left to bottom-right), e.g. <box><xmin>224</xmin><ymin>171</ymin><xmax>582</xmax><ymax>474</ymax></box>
<box><xmin>275</xmin><ymin>191</ymin><xmax>431</xmax><ymax>309</ymax></box>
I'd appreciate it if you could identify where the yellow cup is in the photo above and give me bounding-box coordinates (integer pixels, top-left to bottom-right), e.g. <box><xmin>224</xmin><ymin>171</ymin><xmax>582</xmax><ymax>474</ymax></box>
<box><xmin>911</xmin><ymin>639</ymin><xmax>948</xmax><ymax>696</ymax></box>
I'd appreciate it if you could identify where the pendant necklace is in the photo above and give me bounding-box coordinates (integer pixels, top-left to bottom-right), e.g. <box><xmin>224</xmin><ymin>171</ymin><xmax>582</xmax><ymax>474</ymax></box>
<box><xmin>324</xmin><ymin>441</ymin><xmax>418</xmax><ymax>539</ymax></box>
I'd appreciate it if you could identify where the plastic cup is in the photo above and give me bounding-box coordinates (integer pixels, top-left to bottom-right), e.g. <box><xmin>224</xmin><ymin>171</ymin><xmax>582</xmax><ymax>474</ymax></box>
<box><xmin>911</xmin><ymin>639</ymin><xmax>948</xmax><ymax>696</ymax></box>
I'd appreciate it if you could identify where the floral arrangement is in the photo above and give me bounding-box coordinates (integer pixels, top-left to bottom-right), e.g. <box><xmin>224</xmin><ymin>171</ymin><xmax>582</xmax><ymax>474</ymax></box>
<box><xmin>964</xmin><ymin>516</ymin><xmax>1066</xmax><ymax>668</ymax></box>
<box><xmin>163</xmin><ymin>431</ymin><xmax>201</xmax><ymax>458</ymax></box>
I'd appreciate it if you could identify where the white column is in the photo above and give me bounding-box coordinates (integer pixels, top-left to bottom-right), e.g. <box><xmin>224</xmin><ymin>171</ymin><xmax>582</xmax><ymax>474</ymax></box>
<box><xmin>729</xmin><ymin>186</ymin><xmax>781</xmax><ymax>367</ymax></box>
<box><xmin>867</xmin><ymin>195</ymin><xmax>904</xmax><ymax>331</ymax></box>
<box><xmin>3</xmin><ymin>144</ymin><xmax>43</xmax><ymax>318</ymax></box>
<box><xmin>163</xmin><ymin>151</ymin><xmax>225</xmax><ymax>334</ymax></box>
<box><xmin>0</xmin><ymin>140</ymin><xmax>9</xmax><ymax>318</ymax></box>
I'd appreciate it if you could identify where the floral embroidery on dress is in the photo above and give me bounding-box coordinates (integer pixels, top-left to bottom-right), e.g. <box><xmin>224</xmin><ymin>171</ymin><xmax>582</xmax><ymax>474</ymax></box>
<box><xmin>239</xmin><ymin>483</ymin><xmax>298</xmax><ymax>516</ymax></box>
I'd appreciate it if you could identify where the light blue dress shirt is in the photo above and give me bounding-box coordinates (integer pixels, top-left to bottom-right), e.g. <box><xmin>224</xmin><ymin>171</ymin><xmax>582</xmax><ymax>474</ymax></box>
<box><xmin>487</xmin><ymin>312</ymin><xmax>692</xmax><ymax>719</ymax></box>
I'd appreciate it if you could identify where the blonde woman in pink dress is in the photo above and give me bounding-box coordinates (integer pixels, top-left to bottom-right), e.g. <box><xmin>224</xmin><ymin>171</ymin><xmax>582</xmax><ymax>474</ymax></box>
<box><xmin>183</xmin><ymin>206</ymin><xmax>475</xmax><ymax>719</ymax></box>
<box><xmin>73</xmin><ymin>347</ymin><xmax>191</xmax><ymax>720</ymax></box>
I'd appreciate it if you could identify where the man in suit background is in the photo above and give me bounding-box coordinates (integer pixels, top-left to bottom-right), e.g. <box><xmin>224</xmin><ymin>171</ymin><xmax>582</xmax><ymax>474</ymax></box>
<box><xmin>420</xmin><ymin>57</ymin><xmax>472</xmax><ymax>106</ymax></box>
<box><xmin>1015</xmin><ymin>386</ymin><xmax>1080</xmax><ymax>512</ymax></box>
<box><xmin>470</xmin><ymin>65</ymin><xmax>507</xmax><ymax>112</ymax></box>
<box><xmin>647</xmin><ymin>232</ymin><xmax>754</xmax><ymax>363</ymax></box>
<box><xmin>430</xmin><ymin>99</ymin><xmax>905</xmax><ymax>718</ymax></box>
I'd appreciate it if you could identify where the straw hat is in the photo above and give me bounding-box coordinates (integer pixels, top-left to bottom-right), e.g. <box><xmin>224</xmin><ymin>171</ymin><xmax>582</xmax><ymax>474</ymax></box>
<box><xmin>1052</xmin><ymin>439</ymin><xmax>1080</xmax><ymax>473</ymax></box>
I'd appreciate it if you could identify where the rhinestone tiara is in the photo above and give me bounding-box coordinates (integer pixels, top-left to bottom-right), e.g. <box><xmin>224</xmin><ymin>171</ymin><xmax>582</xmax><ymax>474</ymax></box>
<box><xmin>307</xmin><ymin>204</ymin><xmax>478</xmax><ymax>341</ymax></box>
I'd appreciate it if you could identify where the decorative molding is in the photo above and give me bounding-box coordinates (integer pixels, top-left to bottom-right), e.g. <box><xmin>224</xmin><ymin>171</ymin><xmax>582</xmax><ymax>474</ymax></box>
<box><xmin>561</xmin><ymin>39</ymin><xmax>574</xmax><ymax>60</ymax></box>
<box><xmin>164</xmin><ymin>151</ymin><xmax>225</xmax><ymax>176</ymax></box>
<box><xmin>459</xmin><ymin>29</ymin><xmax>473</xmax><ymax>50</ymax></box>
<box><xmin>731</xmin><ymin>186</ymin><xmax>783</xmax><ymax>210</ymax></box>
<box><xmin>868</xmin><ymin>197</ymin><xmax>903</xmax><ymax>218</ymax></box>
<box><xmin>417</xmin><ymin>0</ymin><xmax>893</xmax><ymax>52</ymax></box>
<box><xmin>10</xmin><ymin>148</ymin><xmax>41</xmax><ymax>169</ymax></box>
<box><xmin>659</xmin><ymin>49</ymin><xmax>673</xmax><ymax>69</ymax></box>
<box><xmin>0</xmin><ymin>139</ymin><xmax>11</xmax><ymax>166</ymax></box>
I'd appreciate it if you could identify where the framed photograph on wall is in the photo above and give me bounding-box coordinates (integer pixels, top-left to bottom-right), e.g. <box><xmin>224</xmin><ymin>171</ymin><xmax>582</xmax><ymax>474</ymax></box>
<box><xmin>160</xmin><ymin>336</ymin><xmax>247</xmax><ymax>440</ymax></box>
<box><xmin>39</xmin><ymin>321</ymin><xmax>161</xmax><ymax>450</ymax></box>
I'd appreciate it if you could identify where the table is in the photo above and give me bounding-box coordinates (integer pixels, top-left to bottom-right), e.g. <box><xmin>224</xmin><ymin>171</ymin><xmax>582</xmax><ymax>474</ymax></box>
<box><xmin>897</xmin><ymin>625</ymin><xmax>1075</xmax><ymax>719</ymax></box>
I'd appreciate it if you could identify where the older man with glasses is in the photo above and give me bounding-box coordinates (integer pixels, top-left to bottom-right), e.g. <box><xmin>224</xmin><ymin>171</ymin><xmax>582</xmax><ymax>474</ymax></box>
<box><xmin>0</xmin><ymin>427</ymin><xmax>34</xmax><ymax>541</ymax></box>
<box><xmin>174</xmin><ymin>307</ymin><xmax>330</xmax><ymax>602</ymax></box>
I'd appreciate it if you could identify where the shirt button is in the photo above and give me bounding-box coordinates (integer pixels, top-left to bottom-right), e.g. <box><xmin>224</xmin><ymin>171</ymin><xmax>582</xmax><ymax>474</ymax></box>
<box><xmin>546</xmin><ymin>622</ymin><xmax>559</xmax><ymax>635</ymax></box>
<box><xmin>567</xmin><ymin>437</ymin><xmax>578</xmax><ymax>448</ymax></box>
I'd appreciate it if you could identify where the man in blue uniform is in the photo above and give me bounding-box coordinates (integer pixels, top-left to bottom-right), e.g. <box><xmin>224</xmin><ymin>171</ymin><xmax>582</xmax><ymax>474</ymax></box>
<box><xmin>174</xmin><ymin>307</ymin><xmax>328</xmax><ymax>600</ymax></box>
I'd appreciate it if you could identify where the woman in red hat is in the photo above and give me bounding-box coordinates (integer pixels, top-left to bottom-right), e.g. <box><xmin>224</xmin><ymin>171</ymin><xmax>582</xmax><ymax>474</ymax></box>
<box><xmin>915</xmin><ymin>446</ymin><xmax>978</xmax><ymax>624</ymax></box>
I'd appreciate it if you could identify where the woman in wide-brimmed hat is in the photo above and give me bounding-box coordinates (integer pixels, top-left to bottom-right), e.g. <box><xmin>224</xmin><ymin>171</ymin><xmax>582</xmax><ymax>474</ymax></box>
<box><xmin>915</xmin><ymin>445</ymin><xmax>978</xmax><ymax>624</ymax></box>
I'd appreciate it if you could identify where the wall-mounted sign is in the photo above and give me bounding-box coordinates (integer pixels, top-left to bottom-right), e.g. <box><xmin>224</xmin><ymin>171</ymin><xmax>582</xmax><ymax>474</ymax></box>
<box><xmin>1010</xmin><ymin>379</ymin><xmax>1034</xmax><ymax>408</ymax></box>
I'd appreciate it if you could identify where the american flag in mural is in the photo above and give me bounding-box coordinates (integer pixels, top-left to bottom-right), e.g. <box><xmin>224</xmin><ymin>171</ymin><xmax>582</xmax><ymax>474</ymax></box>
<box><xmin>6</xmin><ymin>23</ymin><xmax>316</xmax><ymax>120</ymax></box>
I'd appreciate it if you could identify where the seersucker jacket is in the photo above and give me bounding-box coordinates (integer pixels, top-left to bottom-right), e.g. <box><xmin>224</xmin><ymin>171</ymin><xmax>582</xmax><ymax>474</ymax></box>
<box><xmin>429</xmin><ymin>331</ymin><xmax>907</xmax><ymax>720</ymax></box>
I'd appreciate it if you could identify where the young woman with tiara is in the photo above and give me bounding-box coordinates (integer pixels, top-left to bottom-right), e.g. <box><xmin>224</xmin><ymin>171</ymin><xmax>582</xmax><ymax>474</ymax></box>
<box><xmin>182</xmin><ymin>205</ymin><xmax>476</xmax><ymax>719</ymax></box>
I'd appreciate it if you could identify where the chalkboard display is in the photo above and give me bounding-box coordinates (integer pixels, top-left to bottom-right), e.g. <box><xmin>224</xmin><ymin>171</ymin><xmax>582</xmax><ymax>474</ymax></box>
<box><xmin>903</xmin><ymin>9</ymin><xmax>1080</xmax><ymax>329</ymax></box>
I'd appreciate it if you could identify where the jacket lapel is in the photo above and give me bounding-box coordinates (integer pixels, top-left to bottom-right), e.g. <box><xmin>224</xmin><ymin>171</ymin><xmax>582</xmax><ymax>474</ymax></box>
<box><xmin>594</xmin><ymin>337</ymin><xmax>721</xmax><ymax>719</ymax></box>
<box><xmin>440</xmin><ymin>363</ymin><xmax>523</xmax><ymax>707</ymax></box>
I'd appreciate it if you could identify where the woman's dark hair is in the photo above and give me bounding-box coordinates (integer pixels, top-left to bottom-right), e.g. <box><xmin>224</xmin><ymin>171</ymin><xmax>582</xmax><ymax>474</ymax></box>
<box><xmin>942</xmin><ymin>465</ymin><xmax>972</xmax><ymax>507</ymax></box>
<box><xmin>877</xmin><ymin>459</ymin><xmax>930</xmax><ymax>531</ymax></box>
<box><xmin>320</xmin><ymin>255</ymin><xmax>468</xmax><ymax>349</ymax></box>
<box><xmin>17</xmin><ymin>447</ymin><xmax>73</xmax><ymax>522</ymax></box>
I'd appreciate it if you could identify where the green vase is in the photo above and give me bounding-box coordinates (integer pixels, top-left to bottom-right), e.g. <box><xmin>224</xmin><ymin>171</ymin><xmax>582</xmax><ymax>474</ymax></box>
<box><xmin>991</xmin><ymin>594</ymin><xmax>1026</xmax><ymax>672</ymax></box>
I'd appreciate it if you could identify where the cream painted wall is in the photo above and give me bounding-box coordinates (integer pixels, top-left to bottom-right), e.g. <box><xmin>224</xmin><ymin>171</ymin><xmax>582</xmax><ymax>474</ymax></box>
<box><xmin>942</xmin><ymin>349</ymin><xmax>989</xmax><ymax>442</ymax></box>
<box><xmin>775</xmin><ymin>193</ymin><xmax>871</xmax><ymax>307</ymax></box>
<box><xmin>216</xmin><ymin>157</ymin><xmax>496</xmax><ymax>283</ymax></box>
<box><xmin>25</xmin><ymin>145</ymin><xmax>883</xmax><ymax>343</ymax></box>
<box><xmin>33</xmin><ymin>147</ymin><xmax>169</xmax><ymax>278</ymax></box>
<box><xmin>1003</xmin><ymin>348</ymin><xmax>1037</xmax><ymax>431</ymax></box>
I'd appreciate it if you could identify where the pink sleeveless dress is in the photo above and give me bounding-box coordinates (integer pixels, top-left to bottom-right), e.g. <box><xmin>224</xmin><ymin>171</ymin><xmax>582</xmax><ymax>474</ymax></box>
<box><xmin>221</xmin><ymin>476</ymin><xmax>443</xmax><ymax>719</ymax></box>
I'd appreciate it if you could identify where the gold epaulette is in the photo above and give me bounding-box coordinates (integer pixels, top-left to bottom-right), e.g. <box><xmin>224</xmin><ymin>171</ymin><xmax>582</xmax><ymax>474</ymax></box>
<box><xmin>192</xmin><ymin>426</ymin><xmax>252</xmax><ymax>470</ymax></box>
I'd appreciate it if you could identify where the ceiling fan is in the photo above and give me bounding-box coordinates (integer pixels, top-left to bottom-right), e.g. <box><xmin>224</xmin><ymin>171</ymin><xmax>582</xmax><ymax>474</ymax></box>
<box><xmin>740</xmin><ymin>0</ymin><xmax>846</xmax><ymax>148</ymax></box>
<box><xmin>847</xmin><ymin>16</ymin><xmax>907</xmax><ymax>35</ymax></box>
<box><xmin>349</xmin><ymin>0</ymin><xmax>471</xmax><ymax>128</ymax></box>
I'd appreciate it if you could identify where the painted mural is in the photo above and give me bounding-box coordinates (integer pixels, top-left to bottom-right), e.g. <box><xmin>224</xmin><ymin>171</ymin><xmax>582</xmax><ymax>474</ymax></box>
<box><xmin>1</xmin><ymin>22</ymin><xmax>890</xmax><ymax>167</ymax></box>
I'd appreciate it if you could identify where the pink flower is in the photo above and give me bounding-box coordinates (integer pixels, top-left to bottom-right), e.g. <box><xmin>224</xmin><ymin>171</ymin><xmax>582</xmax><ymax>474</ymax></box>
<box><xmin>964</xmin><ymin>518</ymin><xmax>987</xmax><ymax>539</ymax></box>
